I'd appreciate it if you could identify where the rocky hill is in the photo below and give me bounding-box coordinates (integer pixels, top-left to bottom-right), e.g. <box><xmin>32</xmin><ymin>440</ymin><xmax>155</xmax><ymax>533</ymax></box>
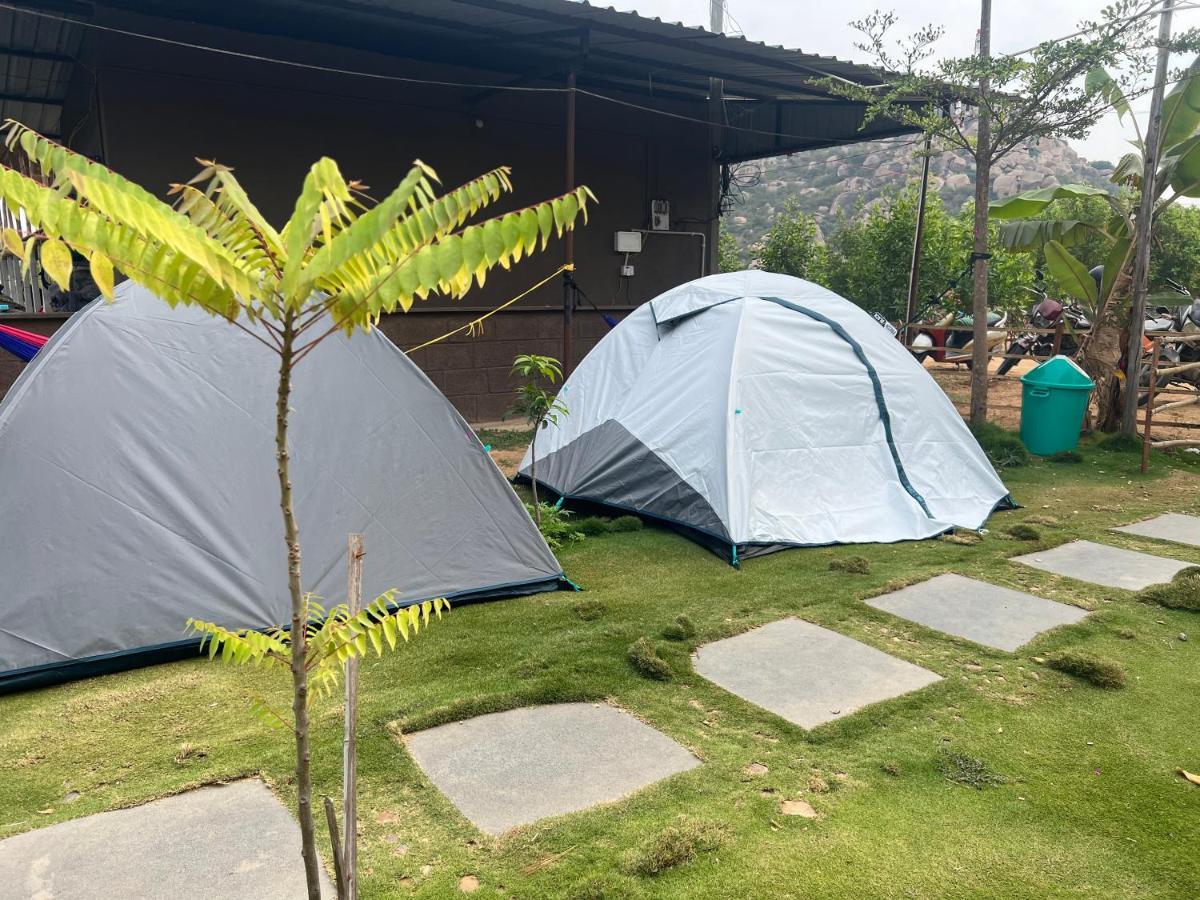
<box><xmin>723</xmin><ymin>134</ymin><xmax>1114</xmax><ymax>250</ymax></box>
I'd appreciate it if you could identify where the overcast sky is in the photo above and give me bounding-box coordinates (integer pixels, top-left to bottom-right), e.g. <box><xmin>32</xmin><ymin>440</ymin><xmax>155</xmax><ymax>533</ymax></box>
<box><xmin>604</xmin><ymin>0</ymin><xmax>1200</xmax><ymax>164</ymax></box>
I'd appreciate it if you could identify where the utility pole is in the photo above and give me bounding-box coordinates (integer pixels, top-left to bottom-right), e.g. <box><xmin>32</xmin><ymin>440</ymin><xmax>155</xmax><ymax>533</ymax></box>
<box><xmin>905</xmin><ymin>132</ymin><xmax>934</xmax><ymax>348</ymax></box>
<box><xmin>968</xmin><ymin>0</ymin><xmax>993</xmax><ymax>426</ymax></box>
<box><xmin>708</xmin><ymin>0</ymin><xmax>725</xmax><ymax>275</ymax></box>
<box><xmin>1122</xmin><ymin>0</ymin><xmax>1175</xmax><ymax>436</ymax></box>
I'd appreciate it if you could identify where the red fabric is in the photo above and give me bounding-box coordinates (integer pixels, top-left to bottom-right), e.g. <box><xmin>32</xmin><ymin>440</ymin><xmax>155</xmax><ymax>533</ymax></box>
<box><xmin>0</xmin><ymin>323</ymin><xmax>50</xmax><ymax>347</ymax></box>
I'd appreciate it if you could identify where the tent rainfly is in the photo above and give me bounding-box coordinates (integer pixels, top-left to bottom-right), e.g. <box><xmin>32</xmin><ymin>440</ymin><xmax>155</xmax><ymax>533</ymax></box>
<box><xmin>0</xmin><ymin>283</ymin><xmax>565</xmax><ymax>692</ymax></box>
<box><xmin>519</xmin><ymin>271</ymin><xmax>1014</xmax><ymax>562</ymax></box>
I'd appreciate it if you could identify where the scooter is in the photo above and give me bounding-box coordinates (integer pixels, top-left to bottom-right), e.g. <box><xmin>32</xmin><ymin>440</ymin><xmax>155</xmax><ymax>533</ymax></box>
<box><xmin>910</xmin><ymin>306</ymin><xmax>1008</xmax><ymax>368</ymax></box>
<box><xmin>996</xmin><ymin>294</ymin><xmax>1091</xmax><ymax>375</ymax></box>
<box><xmin>1128</xmin><ymin>281</ymin><xmax>1200</xmax><ymax>398</ymax></box>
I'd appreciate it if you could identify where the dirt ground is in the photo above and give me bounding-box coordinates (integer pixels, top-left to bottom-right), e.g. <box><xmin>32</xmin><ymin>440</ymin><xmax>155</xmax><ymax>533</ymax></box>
<box><xmin>928</xmin><ymin>358</ymin><xmax>1200</xmax><ymax>444</ymax></box>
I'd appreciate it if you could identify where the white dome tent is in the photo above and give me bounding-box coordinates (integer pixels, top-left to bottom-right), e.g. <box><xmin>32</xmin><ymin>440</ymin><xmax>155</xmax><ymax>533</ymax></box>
<box><xmin>519</xmin><ymin>271</ymin><xmax>1013</xmax><ymax>562</ymax></box>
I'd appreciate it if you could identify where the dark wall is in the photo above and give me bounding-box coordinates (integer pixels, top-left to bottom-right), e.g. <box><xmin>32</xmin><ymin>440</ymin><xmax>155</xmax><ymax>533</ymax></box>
<box><xmin>0</xmin><ymin>9</ymin><xmax>719</xmax><ymax>417</ymax></box>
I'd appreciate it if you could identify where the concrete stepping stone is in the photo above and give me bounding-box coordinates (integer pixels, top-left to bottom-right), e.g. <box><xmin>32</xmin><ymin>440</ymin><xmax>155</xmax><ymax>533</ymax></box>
<box><xmin>1114</xmin><ymin>513</ymin><xmax>1200</xmax><ymax>548</ymax></box>
<box><xmin>865</xmin><ymin>573</ymin><xmax>1088</xmax><ymax>652</ymax></box>
<box><xmin>0</xmin><ymin>779</ymin><xmax>331</xmax><ymax>899</ymax></box>
<box><xmin>691</xmin><ymin>618</ymin><xmax>940</xmax><ymax>730</ymax></box>
<box><xmin>1012</xmin><ymin>539</ymin><xmax>1192</xmax><ymax>591</ymax></box>
<box><xmin>405</xmin><ymin>703</ymin><xmax>699</xmax><ymax>834</ymax></box>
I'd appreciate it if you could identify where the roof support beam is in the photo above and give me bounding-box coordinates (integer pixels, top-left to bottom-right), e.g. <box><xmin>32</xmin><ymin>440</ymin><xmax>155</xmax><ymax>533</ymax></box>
<box><xmin>0</xmin><ymin>49</ymin><xmax>75</xmax><ymax>65</ymax></box>
<box><xmin>0</xmin><ymin>92</ymin><xmax>64</xmax><ymax>106</ymax></box>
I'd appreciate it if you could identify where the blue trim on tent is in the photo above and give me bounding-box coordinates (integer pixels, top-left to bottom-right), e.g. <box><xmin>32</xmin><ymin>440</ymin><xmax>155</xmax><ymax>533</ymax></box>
<box><xmin>760</xmin><ymin>297</ymin><xmax>934</xmax><ymax>519</ymax></box>
<box><xmin>0</xmin><ymin>573</ymin><xmax>569</xmax><ymax>694</ymax></box>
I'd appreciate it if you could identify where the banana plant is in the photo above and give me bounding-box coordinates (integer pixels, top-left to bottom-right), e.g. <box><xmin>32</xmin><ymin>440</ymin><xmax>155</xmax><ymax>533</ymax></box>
<box><xmin>0</xmin><ymin>121</ymin><xmax>593</xmax><ymax>900</ymax></box>
<box><xmin>989</xmin><ymin>59</ymin><xmax>1200</xmax><ymax>429</ymax></box>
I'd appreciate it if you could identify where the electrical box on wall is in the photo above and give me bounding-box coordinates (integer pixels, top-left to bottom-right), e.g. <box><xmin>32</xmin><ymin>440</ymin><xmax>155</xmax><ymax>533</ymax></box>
<box><xmin>614</xmin><ymin>231</ymin><xmax>643</xmax><ymax>253</ymax></box>
<box><xmin>651</xmin><ymin>199</ymin><xmax>670</xmax><ymax>231</ymax></box>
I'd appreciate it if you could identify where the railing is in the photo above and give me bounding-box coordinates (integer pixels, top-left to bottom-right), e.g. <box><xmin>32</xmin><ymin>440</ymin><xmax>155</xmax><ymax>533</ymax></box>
<box><xmin>1139</xmin><ymin>332</ymin><xmax>1200</xmax><ymax>471</ymax></box>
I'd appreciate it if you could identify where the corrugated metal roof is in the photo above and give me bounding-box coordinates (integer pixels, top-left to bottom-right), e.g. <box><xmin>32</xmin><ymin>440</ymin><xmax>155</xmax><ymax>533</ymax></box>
<box><xmin>0</xmin><ymin>6</ymin><xmax>85</xmax><ymax>138</ymax></box>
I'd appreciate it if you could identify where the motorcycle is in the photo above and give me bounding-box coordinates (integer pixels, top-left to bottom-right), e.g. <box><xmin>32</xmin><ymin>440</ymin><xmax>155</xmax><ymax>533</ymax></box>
<box><xmin>910</xmin><ymin>305</ymin><xmax>1008</xmax><ymax>368</ymax></box>
<box><xmin>1128</xmin><ymin>281</ymin><xmax>1200</xmax><ymax>399</ymax></box>
<box><xmin>996</xmin><ymin>294</ymin><xmax>1091</xmax><ymax>376</ymax></box>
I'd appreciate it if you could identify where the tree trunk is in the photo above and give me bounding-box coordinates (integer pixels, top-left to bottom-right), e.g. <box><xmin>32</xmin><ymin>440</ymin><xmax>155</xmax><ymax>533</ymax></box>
<box><xmin>1082</xmin><ymin>267</ymin><xmax>1133</xmax><ymax>432</ymax></box>
<box><xmin>276</xmin><ymin>311</ymin><xmax>323</xmax><ymax>900</ymax></box>
<box><xmin>529</xmin><ymin>424</ymin><xmax>540</xmax><ymax>526</ymax></box>
<box><xmin>969</xmin><ymin>0</ymin><xmax>993</xmax><ymax>427</ymax></box>
<box><xmin>969</xmin><ymin>153</ymin><xmax>992</xmax><ymax>426</ymax></box>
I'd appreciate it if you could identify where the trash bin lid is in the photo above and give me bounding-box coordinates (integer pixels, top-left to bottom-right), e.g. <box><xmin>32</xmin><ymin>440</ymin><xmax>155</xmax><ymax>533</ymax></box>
<box><xmin>1020</xmin><ymin>355</ymin><xmax>1095</xmax><ymax>390</ymax></box>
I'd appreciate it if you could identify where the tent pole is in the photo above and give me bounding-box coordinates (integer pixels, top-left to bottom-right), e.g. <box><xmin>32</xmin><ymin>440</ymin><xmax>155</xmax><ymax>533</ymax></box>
<box><xmin>905</xmin><ymin>132</ymin><xmax>933</xmax><ymax>347</ymax></box>
<box><xmin>562</xmin><ymin>69</ymin><xmax>577</xmax><ymax>374</ymax></box>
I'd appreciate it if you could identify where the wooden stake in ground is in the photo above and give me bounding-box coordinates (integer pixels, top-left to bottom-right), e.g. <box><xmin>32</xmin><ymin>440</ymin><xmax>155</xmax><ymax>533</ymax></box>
<box><xmin>969</xmin><ymin>0</ymin><xmax>993</xmax><ymax>427</ymax></box>
<box><xmin>343</xmin><ymin>533</ymin><xmax>364</xmax><ymax>900</ymax></box>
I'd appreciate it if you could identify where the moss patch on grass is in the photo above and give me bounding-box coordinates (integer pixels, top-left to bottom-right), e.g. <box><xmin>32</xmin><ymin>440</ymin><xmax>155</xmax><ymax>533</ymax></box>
<box><xmin>623</xmin><ymin>820</ymin><xmax>726</xmax><ymax>876</ymax></box>
<box><xmin>1137</xmin><ymin>566</ymin><xmax>1200</xmax><ymax>611</ymax></box>
<box><xmin>1045</xmin><ymin>650</ymin><xmax>1127</xmax><ymax>689</ymax></box>
<box><xmin>829</xmin><ymin>556</ymin><xmax>871</xmax><ymax>574</ymax></box>
<box><xmin>662</xmin><ymin>614</ymin><xmax>696</xmax><ymax>642</ymax></box>
<box><xmin>1005</xmin><ymin>524</ymin><xmax>1042</xmax><ymax>542</ymax></box>
<box><xmin>936</xmin><ymin>751</ymin><xmax>1005</xmax><ymax>789</ymax></box>
<box><xmin>627</xmin><ymin>638</ymin><xmax>672</xmax><ymax>681</ymax></box>
<box><xmin>970</xmin><ymin>423</ymin><xmax>1030</xmax><ymax>469</ymax></box>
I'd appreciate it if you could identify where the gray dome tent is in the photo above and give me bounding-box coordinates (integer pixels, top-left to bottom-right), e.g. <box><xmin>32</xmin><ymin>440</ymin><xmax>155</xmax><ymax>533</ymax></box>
<box><xmin>520</xmin><ymin>271</ymin><xmax>1013</xmax><ymax>562</ymax></box>
<box><xmin>0</xmin><ymin>283</ymin><xmax>564</xmax><ymax>692</ymax></box>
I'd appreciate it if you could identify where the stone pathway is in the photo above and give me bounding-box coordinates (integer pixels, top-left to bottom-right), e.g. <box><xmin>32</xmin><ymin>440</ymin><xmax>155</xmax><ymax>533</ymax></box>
<box><xmin>405</xmin><ymin>702</ymin><xmax>699</xmax><ymax>834</ymax></box>
<box><xmin>865</xmin><ymin>573</ymin><xmax>1088</xmax><ymax>652</ymax></box>
<box><xmin>692</xmin><ymin>618</ymin><xmax>940</xmax><ymax>730</ymax></box>
<box><xmin>1114</xmin><ymin>513</ymin><xmax>1200</xmax><ymax>549</ymax></box>
<box><xmin>0</xmin><ymin>780</ymin><xmax>330</xmax><ymax>899</ymax></box>
<box><xmin>1012</xmin><ymin>539</ymin><xmax>1191</xmax><ymax>591</ymax></box>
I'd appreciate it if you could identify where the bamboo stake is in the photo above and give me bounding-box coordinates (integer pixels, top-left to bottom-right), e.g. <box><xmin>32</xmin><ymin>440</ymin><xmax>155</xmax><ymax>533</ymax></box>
<box><xmin>324</xmin><ymin>797</ymin><xmax>348</xmax><ymax>899</ymax></box>
<box><xmin>343</xmin><ymin>533</ymin><xmax>364</xmax><ymax>900</ymax></box>
<box><xmin>1142</xmin><ymin>338</ymin><xmax>1160</xmax><ymax>473</ymax></box>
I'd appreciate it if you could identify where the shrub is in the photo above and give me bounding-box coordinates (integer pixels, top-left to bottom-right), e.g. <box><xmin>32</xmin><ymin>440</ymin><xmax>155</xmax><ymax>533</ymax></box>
<box><xmin>1005</xmin><ymin>524</ymin><xmax>1041</xmax><ymax>541</ymax></box>
<box><xmin>1045</xmin><ymin>650</ymin><xmax>1126</xmax><ymax>689</ymax></box>
<box><xmin>573</xmin><ymin>516</ymin><xmax>611</xmax><ymax>536</ymax></box>
<box><xmin>662</xmin><ymin>614</ymin><xmax>697</xmax><ymax>641</ymax></box>
<box><xmin>623</xmin><ymin>820</ymin><xmax>726</xmax><ymax>876</ymax></box>
<box><xmin>1048</xmin><ymin>450</ymin><xmax>1083</xmax><ymax>464</ymax></box>
<box><xmin>1137</xmin><ymin>566</ymin><xmax>1200</xmax><ymax>612</ymax></box>
<box><xmin>970</xmin><ymin>423</ymin><xmax>1029</xmax><ymax>469</ymax></box>
<box><xmin>936</xmin><ymin>750</ymin><xmax>1005</xmax><ymax>789</ymax></box>
<box><xmin>1098</xmin><ymin>433</ymin><xmax>1143</xmax><ymax>454</ymax></box>
<box><xmin>609</xmin><ymin>515</ymin><xmax>644</xmax><ymax>533</ymax></box>
<box><xmin>527</xmin><ymin>502</ymin><xmax>585</xmax><ymax>549</ymax></box>
<box><xmin>628</xmin><ymin>638</ymin><xmax>672</xmax><ymax>680</ymax></box>
<box><xmin>829</xmin><ymin>556</ymin><xmax>871</xmax><ymax>574</ymax></box>
<box><xmin>572</xmin><ymin>598</ymin><xmax>607</xmax><ymax>621</ymax></box>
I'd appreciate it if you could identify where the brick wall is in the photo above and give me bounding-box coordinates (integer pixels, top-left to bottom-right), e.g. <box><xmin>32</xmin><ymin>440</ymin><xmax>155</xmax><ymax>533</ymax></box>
<box><xmin>0</xmin><ymin>308</ymin><xmax>623</xmax><ymax>425</ymax></box>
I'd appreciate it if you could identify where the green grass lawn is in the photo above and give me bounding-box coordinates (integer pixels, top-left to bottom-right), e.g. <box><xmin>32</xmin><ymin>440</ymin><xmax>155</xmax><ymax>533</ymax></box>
<box><xmin>2</xmin><ymin>438</ymin><xmax>1199</xmax><ymax>898</ymax></box>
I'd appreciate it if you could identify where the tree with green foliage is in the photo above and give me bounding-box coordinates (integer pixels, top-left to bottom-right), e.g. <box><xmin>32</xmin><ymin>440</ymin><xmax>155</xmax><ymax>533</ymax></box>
<box><xmin>508</xmin><ymin>353</ymin><xmax>567</xmax><ymax>526</ymax></box>
<box><xmin>717</xmin><ymin>228</ymin><xmax>744</xmax><ymax>273</ymax></box>
<box><xmin>833</xmin><ymin>2</ymin><xmax>1192</xmax><ymax>425</ymax></box>
<box><xmin>0</xmin><ymin>121</ymin><xmax>592</xmax><ymax>899</ymax></box>
<box><xmin>756</xmin><ymin>201</ymin><xmax>825</xmax><ymax>281</ymax></box>
<box><xmin>992</xmin><ymin>57</ymin><xmax>1200</xmax><ymax>430</ymax></box>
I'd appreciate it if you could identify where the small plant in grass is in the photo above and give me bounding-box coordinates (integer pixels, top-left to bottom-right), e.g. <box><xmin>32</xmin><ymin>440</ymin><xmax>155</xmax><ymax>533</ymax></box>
<box><xmin>1048</xmin><ymin>450</ymin><xmax>1083</xmax><ymax>464</ymax></box>
<box><xmin>608</xmin><ymin>515</ymin><xmax>644</xmax><ymax>532</ymax></box>
<box><xmin>1045</xmin><ymin>650</ymin><xmax>1126</xmax><ymax>689</ymax></box>
<box><xmin>623</xmin><ymin>820</ymin><xmax>726</xmax><ymax>876</ymax></box>
<box><xmin>1098</xmin><ymin>433</ymin><xmax>1143</xmax><ymax>454</ymax></box>
<box><xmin>572</xmin><ymin>598</ymin><xmax>607</xmax><ymax>621</ymax></box>
<box><xmin>508</xmin><ymin>354</ymin><xmax>567</xmax><ymax>526</ymax></box>
<box><xmin>829</xmin><ymin>555</ymin><xmax>871</xmax><ymax>574</ymax></box>
<box><xmin>936</xmin><ymin>750</ymin><xmax>1005</xmax><ymax>789</ymax></box>
<box><xmin>573</xmin><ymin>516</ymin><xmax>611</xmax><ymax>536</ymax></box>
<box><xmin>526</xmin><ymin>501</ymin><xmax>585</xmax><ymax>549</ymax></box>
<box><xmin>1024</xmin><ymin>515</ymin><xmax>1060</xmax><ymax>527</ymax></box>
<box><xmin>1005</xmin><ymin>524</ymin><xmax>1041</xmax><ymax>542</ymax></box>
<box><xmin>662</xmin><ymin>614</ymin><xmax>696</xmax><ymax>641</ymax></box>
<box><xmin>970</xmin><ymin>423</ymin><xmax>1029</xmax><ymax>469</ymax></box>
<box><xmin>628</xmin><ymin>637</ymin><xmax>672</xmax><ymax>681</ymax></box>
<box><xmin>1137</xmin><ymin>566</ymin><xmax>1200</xmax><ymax>612</ymax></box>
<box><xmin>940</xmin><ymin>531</ymin><xmax>983</xmax><ymax>546</ymax></box>
<box><xmin>880</xmin><ymin>761</ymin><xmax>903</xmax><ymax>777</ymax></box>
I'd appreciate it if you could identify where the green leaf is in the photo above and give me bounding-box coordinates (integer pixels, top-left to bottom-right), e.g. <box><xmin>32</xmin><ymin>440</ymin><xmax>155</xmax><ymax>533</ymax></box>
<box><xmin>40</xmin><ymin>238</ymin><xmax>73</xmax><ymax>290</ymax></box>
<box><xmin>1167</xmin><ymin>132</ymin><xmax>1200</xmax><ymax>197</ymax></box>
<box><xmin>996</xmin><ymin>220</ymin><xmax>1094</xmax><ymax>252</ymax></box>
<box><xmin>1100</xmin><ymin>235</ymin><xmax>1131</xmax><ymax>306</ymax></box>
<box><xmin>989</xmin><ymin>184</ymin><xmax>1111</xmax><ymax>220</ymax></box>
<box><xmin>1085</xmin><ymin>67</ymin><xmax>1130</xmax><ymax>123</ymax></box>
<box><xmin>1045</xmin><ymin>240</ymin><xmax>1097</xmax><ymax>306</ymax></box>
<box><xmin>89</xmin><ymin>251</ymin><xmax>115</xmax><ymax>301</ymax></box>
<box><xmin>1160</xmin><ymin>57</ymin><xmax>1200</xmax><ymax>155</ymax></box>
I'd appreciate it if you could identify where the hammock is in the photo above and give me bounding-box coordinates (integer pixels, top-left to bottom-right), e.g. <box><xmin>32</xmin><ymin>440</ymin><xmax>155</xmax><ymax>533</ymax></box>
<box><xmin>0</xmin><ymin>323</ymin><xmax>48</xmax><ymax>362</ymax></box>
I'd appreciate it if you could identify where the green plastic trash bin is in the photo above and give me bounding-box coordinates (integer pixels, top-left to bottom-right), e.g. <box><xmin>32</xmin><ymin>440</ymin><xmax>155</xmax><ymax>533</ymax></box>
<box><xmin>1019</xmin><ymin>356</ymin><xmax>1094</xmax><ymax>455</ymax></box>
